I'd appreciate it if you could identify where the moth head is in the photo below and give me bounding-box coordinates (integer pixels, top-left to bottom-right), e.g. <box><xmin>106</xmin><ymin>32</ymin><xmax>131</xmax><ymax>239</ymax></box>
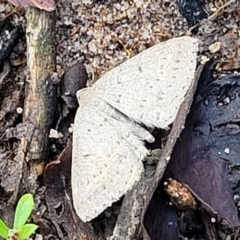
<box><xmin>76</xmin><ymin>87</ymin><xmax>96</xmax><ymax>105</ymax></box>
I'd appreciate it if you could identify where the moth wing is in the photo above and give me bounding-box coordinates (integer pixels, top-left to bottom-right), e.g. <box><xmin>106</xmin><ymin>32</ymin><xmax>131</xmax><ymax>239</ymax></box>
<box><xmin>72</xmin><ymin>104</ymin><xmax>146</xmax><ymax>222</ymax></box>
<box><xmin>93</xmin><ymin>36</ymin><xmax>198</xmax><ymax>129</ymax></box>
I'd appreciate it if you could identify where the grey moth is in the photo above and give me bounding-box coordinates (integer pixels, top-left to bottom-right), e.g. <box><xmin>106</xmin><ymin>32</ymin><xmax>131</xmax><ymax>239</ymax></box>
<box><xmin>72</xmin><ymin>36</ymin><xmax>198</xmax><ymax>222</ymax></box>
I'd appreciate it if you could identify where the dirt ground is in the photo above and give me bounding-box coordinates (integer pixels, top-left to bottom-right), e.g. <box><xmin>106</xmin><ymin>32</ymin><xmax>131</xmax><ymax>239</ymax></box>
<box><xmin>1</xmin><ymin>0</ymin><xmax>240</xmax><ymax>239</ymax></box>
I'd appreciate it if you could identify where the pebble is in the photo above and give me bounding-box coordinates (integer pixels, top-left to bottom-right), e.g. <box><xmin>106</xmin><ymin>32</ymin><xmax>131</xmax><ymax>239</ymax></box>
<box><xmin>226</xmin><ymin>236</ymin><xmax>231</xmax><ymax>240</ymax></box>
<box><xmin>49</xmin><ymin>129</ymin><xmax>62</xmax><ymax>139</ymax></box>
<box><xmin>209</xmin><ymin>42</ymin><xmax>222</xmax><ymax>53</ymax></box>
<box><xmin>16</xmin><ymin>107</ymin><xmax>23</xmax><ymax>114</ymax></box>
<box><xmin>224</xmin><ymin>97</ymin><xmax>230</xmax><ymax>104</ymax></box>
<box><xmin>211</xmin><ymin>217</ymin><xmax>216</xmax><ymax>223</ymax></box>
<box><xmin>88</xmin><ymin>41</ymin><xmax>97</xmax><ymax>53</ymax></box>
<box><xmin>35</xmin><ymin>234</ymin><xmax>43</xmax><ymax>240</ymax></box>
<box><xmin>224</xmin><ymin>148</ymin><xmax>230</xmax><ymax>154</ymax></box>
<box><xmin>0</xmin><ymin>4</ymin><xmax>5</xmax><ymax>12</ymax></box>
<box><xmin>68</xmin><ymin>126</ymin><xmax>73</xmax><ymax>133</ymax></box>
<box><xmin>201</xmin><ymin>55</ymin><xmax>210</xmax><ymax>64</ymax></box>
<box><xmin>234</xmin><ymin>194</ymin><xmax>240</xmax><ymax>201</ymax></box>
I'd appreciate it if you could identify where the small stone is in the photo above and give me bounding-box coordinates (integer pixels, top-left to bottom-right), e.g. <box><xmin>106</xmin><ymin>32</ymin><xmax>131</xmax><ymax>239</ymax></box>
<box><xmin>51</xmin><ymin>72</ymin><xmax>59</xmax><ymax>84</ymax></box>
<box><xmin>211</xmin><ymin>217</ymin><xmax>216</xmax><ymax>223</ymax></box>
<box><xmin>224</xmin><ymin>148</ymin><xmax>230</xmax><ymax>154</ymax></box>
<box><xmin>200</xmin><ymin>55</ymin><xmax>210</xmax><ymax>64</ymax></box>
<box><xmin>114</xmin><ymin>3</ymin><xmax>122</xmax><ymax>10</ymax></box>
<box><xmin>64</xmin><ymin>20</ymin><xmax>73</xmax><ymax>26</ymax></box>
<box><xmin>234</xmin><ymin>194</ymin><xmax>240</xmax><ymax>201</ymax></box>
<box><xmin>68</xmin><ymin>126</ymin><xmax>73</xmax><ymax>133</ymax></box>
<box><xmin>5</xmin><ymin>30</ymin><xmax>11</xmax><ymax>40</ymax></box>
<box><xmin>209</xmin><ymin>42</ymin><xmax>221</xmax><ymax>53</ymax></box>
<box><xmin>16</xmin><ymin>107</ymin><xmax>23</xmax><ymax>114</ymax></box>
<box><xmin>0</xmin><ymin>4</ymin><xmax>5</xmax><ymax>12</ymax></box>
<box><xmin>49</xmin><ymin>129</ymin><xmax>60</xmax><ymax>139</ymax></box>
<box><xmin>82</xmin><ymin>0</ymin><xmax>92</xmax><ymax>4</ymax></box>
<box><xmin>224</xmin><ymin>97</ymin><xmax>230</xmax><ymax>104</ymax></box>
<box><xmin>88</xmin><ymin>41</ymin><xmax>97</xmax><ymax>53</ymax></box>
<box><xmin>226</xmin><ymin>235</ymin><xmax>231</xmax><ymax>240</ymax></box>
<box><xmin>168</xmin><ymin>221</ymin><xmax>173</xmax><ymax>226</ymax></box>
<box><xmin>35</xmin><ymin>234</ymin><xmax>43</xmax><ymax>240</ymax></box>
<box><xmin>126</xmin><ymin>8</ymin><xmax>137</xmax><ymax>19</ymax></box>
<box><xmin>4</xmin><ymin>4</ymin><xmax>11</xmax><ymax>13</ymax></box>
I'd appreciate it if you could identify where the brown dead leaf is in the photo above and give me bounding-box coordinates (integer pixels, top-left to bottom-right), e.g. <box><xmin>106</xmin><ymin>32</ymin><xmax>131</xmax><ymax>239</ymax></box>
<box><xmin>61</xmin><ymin>62</ymin><xmax>88</xmax><ymax>117</ymax></box>
<box><xmin>44</xmin><ymin>140</ymin><xmax>100</xmax><ymax>240</ymax></box>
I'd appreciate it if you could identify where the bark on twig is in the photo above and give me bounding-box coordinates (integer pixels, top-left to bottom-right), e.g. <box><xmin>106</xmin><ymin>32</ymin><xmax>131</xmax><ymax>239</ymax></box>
<box><xmin>20</xmin><ymin>8</ymin><xmax>57</xmax><ymax>193</ymax></box>
<box><xmin>44</xmin><ymin>140</ymin><xmax>101</xmax><ymax>240</ymax></box>
<box><xmin>110</xmin><ymin>150</ymin><xmax>161</xmax><ymax>240</ymax></box>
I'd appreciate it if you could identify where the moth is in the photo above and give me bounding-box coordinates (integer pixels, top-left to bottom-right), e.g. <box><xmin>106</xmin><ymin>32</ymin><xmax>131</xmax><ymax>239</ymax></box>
<box><xmin>72</xmin><ymin>36</ymin><xmax>199</xmax><ymax>222</ymax></box>
<box><xmin>7</xmin><ymin>0</ymin><xmax>56</xmax><ymax>12</ymax></box>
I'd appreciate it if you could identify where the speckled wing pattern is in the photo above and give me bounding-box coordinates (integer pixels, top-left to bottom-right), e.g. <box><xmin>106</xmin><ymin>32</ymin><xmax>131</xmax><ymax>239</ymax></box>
<box><xmin>72</xmin><ymin>36</ymin><xmax>198</xmax><ymax>222</ymax></box>
<box><xmin>93</xmin><ymin>36</ymin><xmax>198</xmax><ymax>128</ymax></box>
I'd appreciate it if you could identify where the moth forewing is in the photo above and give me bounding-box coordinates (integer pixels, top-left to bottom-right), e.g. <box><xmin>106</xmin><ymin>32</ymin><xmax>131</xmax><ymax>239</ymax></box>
<box><xmin>72</xmin><ymin>36</ymin><xmax>199</xmax><ymax>222</ymax></box>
